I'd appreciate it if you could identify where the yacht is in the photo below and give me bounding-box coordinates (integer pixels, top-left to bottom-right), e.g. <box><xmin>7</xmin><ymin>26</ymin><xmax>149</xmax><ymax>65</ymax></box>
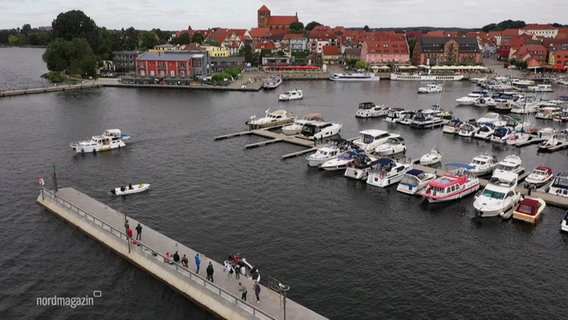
<box><xmin>512</xmin><ymin>197</ymin><xmax>546</xmax><ymax>224</ymax></box>
<box><xmin>492</xmin><ymin>154</ymin><xmax>525</xmax><ymax>178</ymax></box>
<box><xmin>297</xmin><ymin>121</ymin><xmax>343</xmax><ymax>141</ymax></box>
<box><xmin>329</xmin><ymin>72</ymin><xmax>380</xmax><ymax>81</ymax></box>
<box><xmin>390</xmin><ymin>72</ymin><xmax>464</xmax><ymax>81</ymax></box>
<box><xmin>418</xmin><ymin>83</ymin><xmax>443</xmax><ymax>94</ymax></box>
<box><xmin>549</xmin><ymin>172</ymin><xmax>568</xmax><ymax>198</ymax></box>
<box><xmin>535</xmin><ymin>106</ymin><xmax>561</xmax><ymax>120</ymax></box>
<box><xmin>246</xmin><ymin>108</ymin><xmax>296</xmax><ymax>129</ymax></box>
<box><xmin>352</xmin><ymin>129</ymin><xmax>400</xmax><ymax>152</ymax></box>
<box><xmin>442</xmin><ymin>118</ymin><xmax>464</xmax><ymax>134</ymax></box>
<box><xmin>457</xmin><ymin>121</ymin><xmax>479</xmax><ymax>137</ymax></box>
<box><xmin>355</xmin><ymin>102</ymin><xmax>390</xmax><ymax>118</ymax></box>
<box><xmin>537</xmin><ymin>129</ymin><xmax>568</xmax><ymax>152</ymax></box>
<box><xmin>344</xmin><ymin>155</ymin><xmax>379</xmax><ymax>180</ymax></box>
<box><xmin>374</xmin><ymin>137</ymin><xmax>406</xmax><ymax>156</ymax></box>
<box><xmin>473</xmin><ymin>124</ymin><xmax>495</xmax><ymax>140</ymax></box>
<box><xmin>526</xmin><ymin>84</ymin><xmax>553</xmax><ymax>92</ymax></box>
<box><xmin>70</xmin><ymin>129</ymin><xmax>130</xmax><ymax>154</ymax></box>
<box><xmin>490</xmin><ymin>127</ymin><xmax>515</xmax><ymax>144</ymax></box>
<box><xmin>366</xmin><ymin>158</ymin><xmax>412</xmax><ymax>188</ymax></box>
<box><xmin>397</xmin><ymin>169</ymin><xmax>437</xmax><ymax>195</ymax></box>
<box><xmin>384</xmin><ymin>108</ymin><xmax>406</xmax><ymax>123</ymax></box>
<box><xmin>465</xmin><ymin>153</ymin><xmax>498</xmax><ymax>177</ymax></box>
<box><xmin>418</xmin><ymin>163</ymin><xmax>480</xmax><ymax>203</ymax></box>
<box><xmin>473</xmin><ymin>171</ymin><xmax>521</xmax><ymax>218</ymax></box>
<box><xmin>524</xmin><ymin>166</ymin><xmax>553</xmax><ymax>188</ymax></box>
<box><xmin>455</xmin><ymin>90</ymin><xmax>489</xmax><ymax>105</ymax></box>
<box><xmin>278</xmin><ymin>89</ymin><xmax>303</xmax><ymax>101</ymax></box>
<box><xmin>419</xmin><ymin>149</ymin><xmax>442</xmax><ymax>166</ymax></box>
<box><xmin>320</xmin><ymin>149</ymin><xmax>367</xmax><ymax>171</ymax></box>
<box><xmin>262</xmin><ymin>76</ymin><xmax>282</xmax><ymax>89</ymax></box>
<box><xmin>281</xmin><ymin>113</ymin><xmax>323</xmax><ymax>135</ymax></box>
<box><xmin>396</xmin><ymin>110</ymin><xmax>417</xmax><ymax>125</ymax></box>
<box><xmin>409</xmin><ymin>108</ymin><xmax>445</xmax><ymax>129</ymax></box>
<box><xmin>476</xmin><ymin>112</ymin><xmax>501</xmax><ymax>125</ymax></box>
<box><xmin>306</xmin><ymin>139</ymin><xmax>351</xmax><ymax>167</ymax></box>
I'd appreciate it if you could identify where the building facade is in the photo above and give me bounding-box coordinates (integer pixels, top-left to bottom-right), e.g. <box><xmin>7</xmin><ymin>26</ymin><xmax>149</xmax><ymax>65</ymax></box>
<box><xmin>412</xmin><ymin>37</ymin><xmax>481</xmax><ymax>66</ymax></box>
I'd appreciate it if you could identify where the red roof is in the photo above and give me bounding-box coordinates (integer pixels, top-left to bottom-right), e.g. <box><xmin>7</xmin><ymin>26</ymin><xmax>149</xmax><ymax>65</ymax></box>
<box><xmin>322</xmin><ymin>45</ymin><xmax>339</xmax><ymax>55</ymax></box>
<box><xmin>268</xmin><ymin>16</ymin><xmax>297</xmax><ymax>26</ymax></box>
<box><xmin>258</xmin><ymin>5</ymin><xmax>270</xmax><ymax>12</ymax></box>
<box><xmin>523</xmin><ymin>24</ymin><xmax>554</xmax><ymax>30</ymax></box>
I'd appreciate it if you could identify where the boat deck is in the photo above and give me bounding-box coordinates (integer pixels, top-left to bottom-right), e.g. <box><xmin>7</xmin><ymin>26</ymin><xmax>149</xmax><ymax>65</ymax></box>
<box><xmin>36</xmin><ymin>187</ymin><xmax>327</xmax><ymax>320</ymax></box>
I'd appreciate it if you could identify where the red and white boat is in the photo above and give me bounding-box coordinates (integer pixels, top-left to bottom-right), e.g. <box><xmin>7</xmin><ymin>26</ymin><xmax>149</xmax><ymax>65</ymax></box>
<box><xmin>524</xmin><ymin>166</ymin><xmax>553</xmax><ymax>188</ymax></box>
<box><xmin>418</xmin><ymin>163</ymin><xmax>480</xmax><ymax>203</ymax></box>
<box><xmin>512</xmin><ymin>197</ymin><xmax>546</xmax><ymax>224</ymax></box>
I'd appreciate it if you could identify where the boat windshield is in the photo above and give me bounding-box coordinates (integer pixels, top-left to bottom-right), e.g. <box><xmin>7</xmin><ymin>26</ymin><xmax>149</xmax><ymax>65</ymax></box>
<box><xmin>552</xmin><ymin>176</ymin><xmax>568</xmax><ymax>187</ymax></box>
<box><xmin>481</xmin><ymin>188</ymin><xmax>505</xmax><ymax>200</ymax></box>
<box><xmin>400</xmin><ymin>175</ymin><xmax>418</xmax><ymax>185</ymax></box>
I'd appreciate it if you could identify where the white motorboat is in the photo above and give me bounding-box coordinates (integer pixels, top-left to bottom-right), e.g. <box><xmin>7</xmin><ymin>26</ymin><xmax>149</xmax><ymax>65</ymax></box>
<box><xmin>70</xmin><ymin>129</ymin><xmax>130</xmax><ymax>154</ymax></box>
<box><xmin>512</xmin><ymin>197</ymin><xmax>546</xmax><ymax>224</ymax></box>
<box><xmin>535</xmin><ymin>106</ymin><xmax>561</xmax><ymax>120</ymax></box>
<box><xmin>442</xmin><ymin>118</ymin><xmax>464</xmax><ymax>134</ymax></box>
<box><xmin>537</xmin><ymin>129</ymin><xmax>568</xmax><ymax>152</ymax></box>
<box><xmin>384</xmin><ymin>108</ymin><xmax>406</xmax><ymax>123</ymax></box>
<box><xmin>561</xmin><ymin>210</ymin><xmax>568</xmax><ymax>232</ymax></box>
<box><xmin>281</xmin><ymin>113</ymin><xmax>324</xmax><ymax>135</ymax></box>
<box><xmin>329</xmin><ymin>72</ymin><xmax>380</xmax><ymax>81</ymax></box>
<box><xmin>111</xmin><ymin>183</ymin><xmax>150</xmax><ymax>196</ymax></box>
<box><xmin>306</xmin><ymin>139</ymin><xmax>351</xmax><ymax>167</ymax></box>
<box><xmin>549</xmin><ymin>172</ymin><xmax>568</xmax><ymax>198</ymax></box>
<box><xmin>396</xmin><ymin>110</ymin><xmax>417</xmax><ymax>125</ymax></box>
<box><xmin>505</xmin><ymin>131</ymin><xmax>533</xmax><ymax>146</ymax></box>
<box><xmin>419</xmin><ymin>149</ymin><xmax>442</xmax><ymax>166</ymax></box>
<box><xmin>473</xmin><ymin>171</ymin><xmax>521</xmax><ymax>218</ymax></box>
<box><xmin>476</xmin><ymin>112</ymin><xmax>501</xmax><ymax>125</ymax></box>
<box><xmin>457</xmin><ymin>121</ymin><xmax>479</xmax><ymax>137</ymax></box>
<box><xmin>278</xmin><ymin>89</ymin><xmax>303</xmax><ymax>101</ymax></box>
<box><xmin>297</xmin><ymin>121</ymin><xmax>343</xmax><ymax>141</ymax></box>
<box><xmin>246</xmin><ymin>108</ymin><xmax>296</xmax><ymax>129</ymax></box>
<box><xmin>344</xmin><ymin>155</ymin><xmax>379</xmax><ymax>180</ymax></box>
<box><xmin>352</xmin><ymin>129</ymin><xmax>400</xmax><ymax>152</ymax></box>
<box><xmin>262</xmin><ymin>76</ymin><xmax>282</xmax><ymax>89</ymax></box>
<box><xmin>418</xmin><ymin>163</ymin><xmax>480</xmax><ymax>203</ymax></box>
<box><xmin>455</xmin><ymin>90</ymin><xmax>489</xmax><ymax>105</ymax></box>
<box><xmin>524</xmin><ymin>166</ymin><xmax>553</xmax><ymax>187</ymax></box>
<box><xmin>366</xmin><ymin>158</ymin><xmax>412</xmax><ymax>188</ymax></box>
<box><xmin>374</xmin><ymin>137</ymin><xmax>406</xmax><ymax>156</ymax></box>
<box><xmin>355</xmin><ymin>102</ymin><xmax>390</xmax><ymax>118</ymax></box>
<box><xmin>492</xmin><ymin>154</ymin><xmax>525</xmax><ymax>178</ymax></box>
<box><xmin>320</xmin><ymin>148</ymin><xmax>367</xmax><ymax>171</ymax></box>
<box><xmin>490</xmin><ymin>127</ymin><xmax>515</xmax><ymax>144</ymax></box>
<box><xmin>473</xmin><ymin>124</ymin><xmax>495</xmax><ymax>140</ymax></box>
<box><xmin>396</xmin><ymin>169</ymin><xmax>437</xmax><ymax>195</ymax></box>
<box><xmin>390</xmin><ymin>72</ymin><xmax>464</xmax><ymax>81</ymax></box>
<box><xmin>526</xmin><ymin>84</ymin><xmax>553</xmax><ymax>92</ymax></box>
<box><xmin>409</xmin><ymin>108</ymin><xmax>445</xmax><ymax>129</ymax></box>
<box><xmin>465</xmin><ymin>153</ymin><xmax>498</xmax><ymax>177</ymax></box>
<box><xmin>418</xmin><ymin>83</ymin><xmax>442</xmax><ymax>94</ymax></box>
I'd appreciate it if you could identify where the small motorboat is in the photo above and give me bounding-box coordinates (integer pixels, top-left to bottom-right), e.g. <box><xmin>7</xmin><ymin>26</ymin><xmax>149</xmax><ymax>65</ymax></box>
<box><xmin>473</xmin><ymin>124</ymin><xmax>495</xmax><ymax>140</ymax></box>
<box><xmin>524</xmin><ymin>166</ymin><xmax>553</xmax><ymax>188</ymax></box>
<box><xmin>278</xmin><ymin>89</ymin><xmax>303</xmax><ymax>101</ymax></box>
<box><xmin>560</xmin><ymin>210</ymin><xmax>568</xmax><ymax>233</ymax></box>
<box><xmin>320</xmin><ymin>148</ymin><xmax>367</xmax><ymax>171</ymax></box>
<box><xmin>111</xmin><ymin>183</ymin><xmax>150</xmax><ymax>196</ymax></box>
<box><xmin>512</xmin><ymin>197</ymin><xmax>546</xmax><ymax>224</ymax></box>
<box><xmin>492</xmin><ymin>154</ymin><xmax>525</xmax><ymax>178</ymax></box>
<box><xmin>418</xmin><ymin>83</ymin><xmax>442</xmax><ymax>94</ymax></box>
<box><xmin>305</xmin><ymin>139</ymin><xmax>351</xmax><ymax>167</ymax></box>
<box><xmin>465</xmin><ymin>153</ymin><xmax>498</xmax><ymax>177</ymax></box>
<box><xmin>355</xmin><ymin>102</ymin><xmax>390</xmax><ymax>118</ymax></box>
<box><xmin>396</xmin><ymin>169</ymin><xmax>437</xmax><ymax>195</ymax></box>
<box><xmin>490</xmin><ymin>126</ymin><xmax>514</xmax><ymax>144</ymax></box>
<box><xmin>548</xmin><ymin>172</ymin><xmax>568</xmax><ymax>198</ymax></box>
<box><xmin>457</xmin><ymin>121</ymin><xmax>479</xmax><ymax>138</ymax></box>
<box><xmin>281</xmin><ymin>113</ymin><xmax>323</xmax><ymax>135</ymax></box>
<box><xmin>344</xmin><ymin>155</ymin><xmax>379</xmax><ymax>180</ymax></box>
<box><xmin>374</xmin><ymin>137</ymin><xmax>406</xmax><ymax>156</ymax></box>
<box><xmin>246</xmin><ymin>108</ymin><xmax>296</xmax><ymax>129</ymax></box>
<box><xmin>419</xmin><ymin>149</ymin><xmax>442</xmax><ymax>166</ymax></box>
<box><xmin>366</xmin><ymin>158</ymin><xmax>412</xmax><ymax>188</ymax></box>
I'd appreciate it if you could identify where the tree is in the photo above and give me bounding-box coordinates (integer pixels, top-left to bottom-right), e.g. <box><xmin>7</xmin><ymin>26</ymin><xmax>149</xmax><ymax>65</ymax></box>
<box><xmin>52</xmin><ymin>10</ymin><xmax>100</xmax><ymax>51</ymax></box>
<box><xmin>289</xmin><ymin>21</ymin><xmax>305</xmax><ymax>34</ymax></box>
<box><xmin>191</xmin><ymin>32</ymin><xmax>205</xmax><ymax>44</ymax></box>
<box><xmin>407</xmin><ymin>38</ymin><xmax>417</xmax><ymax>57</ymax></box>
<box><xmin>305</xmin><ymin>21</ymin><xmax>322</xmax><ymax>31</ymax></box>
<box><xmin>122</xmin><ymin>27</ymin><xmax>140</xmax><ymax>50</ymax></box>
<box><xmin>355</xmin><ymin>60</ymin><xmax>367</xmax><ymax>70</ymax></box>
<box><xmin>173</xmin><ymin>33</ymin><xmax>191</xmax><ymax>45</ymax></box>
<box><xmin>21</xmin><ymin>24</ymin><xmax>32</xmax><ymax>35</ymax></box>
<box><xmin>42</xmin><ymin>37</ymin><xmax>97</xmax><ymax>76</ymax></box>
<box><xmin>141</xmin><ymin>31</ymin><xmax>159</xmax><ymax>50</ymax></box>
<box><xmin>8</xmin><ymin>34</ymin><xmax>18</xmax><ymax>46</ymax></box>
<box><xmin>364</xmin><ymin>25</ymin><xmax>370</xmax><ymax>32</ymax></box>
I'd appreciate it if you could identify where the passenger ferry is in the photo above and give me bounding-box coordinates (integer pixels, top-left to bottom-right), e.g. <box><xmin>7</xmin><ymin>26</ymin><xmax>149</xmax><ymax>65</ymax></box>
<box><xmin>329</xmin><ymin>72</ymin><xmax>380</xmax><ymax>81</ymax></box>
<box><xmin>390</xmin><ymin>72</ymin><xmax>464</xmax><ymax>81</ymax></box>
<box><xmin>418</xmin><ymin>163</ymin><xmax>480</xmax><ymax>203</ymax></box>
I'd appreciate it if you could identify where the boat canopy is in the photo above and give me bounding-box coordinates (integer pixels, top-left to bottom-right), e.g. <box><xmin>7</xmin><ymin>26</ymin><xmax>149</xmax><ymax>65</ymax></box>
<box><xmin>535</xmin><ymin>166</ymin><xmax>553</xmax><ymax>175</ymax></box>
<box><xmin>515</xmin><ymin>198</ymin><xmax>541</xmax><ymax>215</ymax></box>
<box><xmin>377</xmin><ymin>158</ymin><xmax>395</xmax><ymax>166</ymax></box>
<box><xmin>406</xmin><ymin>169</ymin><xmax>425</xmax><ymax>176</ymax></box>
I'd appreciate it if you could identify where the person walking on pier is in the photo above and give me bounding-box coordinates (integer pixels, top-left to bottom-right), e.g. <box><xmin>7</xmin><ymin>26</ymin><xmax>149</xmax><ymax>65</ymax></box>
<box><xmin>206</xmin><ymin>262</ymin><xmax>214</xmax><ymax>282</ymax></box>
<box><xmin>239</xmin><ymin>282</ymin><xmax>247</xmax><ymax>301</ymax></box>
<box><xmin>181</xmin><ymin>254</ymin><xmax>188</xmax><ymax>268</ymax></box>
<box><xmin>253</xmin><ymin>281</ymin><xmax>261</xmax><ymax>303</ymax></box>
<box><xmin>173</xmin><ymin>251</ymin><xmax>180</xmax><ymax>264</ymax></box>
<box><xmin>135</xmin><ymin>223</ymin><xmax>142</xmax><ymax>240</ymax></box>
<box><xmin>195</xmin><ymin>254</ymin><xmax>201</xmax><ymax>273</ymax></box>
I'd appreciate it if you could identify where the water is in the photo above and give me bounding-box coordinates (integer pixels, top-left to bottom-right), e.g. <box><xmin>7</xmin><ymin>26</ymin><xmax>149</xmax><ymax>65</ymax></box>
<box><xmin>1</xmin><ymin>48</ymin><xmax>568</xmax><ymax>319</ymax></box>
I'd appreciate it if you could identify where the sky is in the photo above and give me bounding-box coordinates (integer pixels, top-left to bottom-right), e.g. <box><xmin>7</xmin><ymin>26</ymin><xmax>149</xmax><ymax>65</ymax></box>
<box><xmin>1</xmin><ymin>0</ymin><xmax>566</xmax><ymax>31</ymax></box>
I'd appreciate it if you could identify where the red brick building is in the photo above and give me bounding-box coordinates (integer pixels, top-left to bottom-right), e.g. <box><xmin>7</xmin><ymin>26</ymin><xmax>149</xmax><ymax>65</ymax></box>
<box><xmin>257</xmin><ymin>5</ymin><xmax>298</xmax><ymax>34</ymax></box>
<box><xmin>135</xmin><ymin>51</ymin><xmax>194</xmax><ymax>77</ymax></box>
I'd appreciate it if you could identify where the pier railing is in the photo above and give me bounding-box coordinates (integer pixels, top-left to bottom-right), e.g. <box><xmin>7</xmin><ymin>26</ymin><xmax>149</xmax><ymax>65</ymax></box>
<box><xmin>41</xmin><ymin>188</ymin><xmax>276</xmax><ymax>320</ymax></box>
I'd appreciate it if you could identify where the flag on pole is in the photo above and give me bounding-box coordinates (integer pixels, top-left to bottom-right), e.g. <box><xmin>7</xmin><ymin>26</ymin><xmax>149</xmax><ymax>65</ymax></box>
<box><xmin>38</xmin><ymin>176</ymin><xmax>45</xmax><ymax>186</ymax></box>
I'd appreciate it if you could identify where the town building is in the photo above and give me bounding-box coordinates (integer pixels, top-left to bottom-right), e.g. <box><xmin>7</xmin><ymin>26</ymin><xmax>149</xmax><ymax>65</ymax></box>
<box><xmin>135</xmin><ymin>51</ymin><xmax>210</xmax><ymax>78</ymax></box>
<box><xmin>257</xmin><ymin>5</ymin><xmax>298</xmax><ymax>34</ymax></box>
<box><xmin>412</xmin><ymin>37</ymin><xmax>481</xmax><ymax>66</ymax></box>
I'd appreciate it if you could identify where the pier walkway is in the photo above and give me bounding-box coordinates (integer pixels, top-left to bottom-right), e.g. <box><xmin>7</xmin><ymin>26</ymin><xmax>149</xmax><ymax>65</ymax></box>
<box><xmin>36</xmin><ymin>187</ymin><xmax>327</xmax><ymax>320</ymax></box>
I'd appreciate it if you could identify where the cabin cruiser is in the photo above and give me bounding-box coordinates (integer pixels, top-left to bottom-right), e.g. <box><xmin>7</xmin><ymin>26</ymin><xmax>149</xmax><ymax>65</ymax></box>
<box><xmin>329</xmin><ymin>72</ymin><xmax>380</xmax><ymax>81</ymax></box>
<box><xmin>457</xmin><ymin>121</ymin><xmax>479</xmax><ymax>137</ymax></box>
<box><xmin>535</xmin><ymin>106</ymin><xmax>561</xmax><ymax>120</ymax></box>
<box><xmin>538</xmin><ymin>129</ymin><xmax>568</xmax><ymax>152</ymax></box>
<box><xmin>526</xmin><ymin>84</ymin><xmax>553</xmax><ymax>92</ymax></box>
<box><xmin>281</xmin><ymin>113</ymin><xmax>323</xmax><ymax>135</ymax></box>
<box><xmin>549</xmin><ymin>172</ymin><xmax>568</xmax><ymax>198</ymax></box>
<box><xmin>512</xmin><ymin>197</ymin><xmax>546</xmax><ymax>224</ymax></box>
<box><xmin>344</xmin><ymin>155</ymin><xmax>379</xmax><ymax>180</ymax></box>
<box><xmin>366</xmin><ymin>158</ymin><xmax>412</xmax><ymax>188</ymax></box>
<box><xmin>465</xmin><ymin>153</ymin><xmax>498</xmax><ymax>177</ymax></box>
<box><xmin>418</xmin><ymin>83</ymin><xmax>443</xmax><ymax>94</ymax></box>
<box><xmin>306</xmin><ymin>139</ymin><xmax>351</xmax><ymax>167</ymax></box>
<box><xmin>418</xmin><ymin>163</ymin><xmax>480</xmax><ymax>203</ymax></box>
<box><xmin>355</xmin><ymin>102</ymin><xmax>390</xmax><ymax>118</ymax></box>
<box><xmin>262</xmin><ymin>76</ymin><xmax>282</xmax><ymax>89</ymax></box>
<box><xmin>476</xmin><ymin>112</ymin><xmax>501</xmax><ymax>125</ymax></box>
<box><xmin>524</xmin><ymin>166</ymin><xmax>553</xmax><ymax>188</ymax></box>
<box><xmin>397</xmin><ymin>169</ymin><xmax>437</xmax><ymax>195</ymax></box>
<box><xmin>490</xmin><ymin>127</ymin><xmax>515</xmax><ymax>144</ymax></box>
<box><xmin>278</xmin><ymin>89</ymin><xmax>303</xmax><ymax>101</ymax></box>
<box><xmin>352</xmin><ymin>129</ymin><xmax>400</xmax><ymax>152</ymax></box>
<box><xmin>419</xmin><ymin>149</ymin><xmax>442</xmax><ymax>166</ymax></box>
<box><xmin>396</xmin><ymin>110</ymin><xmax>417</xmax><ymax>125</ymax></box>
<box><xmin>561</xmin><ymin>210</ymin><xmax>568</xmax><ymax>232</ymax></box>
<box><xmin>384</xmin><ymin>108</ymin><xmax>406</xmax><ymax>123</ymax></box>
<box><xmin>442</xmin><ymin>118</ymin><xmax>464</xmax><ymax>134</ymax></box>
<box><xmin>70</xmin><ymin>129</ymin><xmax>130</xmax><ymax>154</ymax></box>
<box><xmin>473</xmin><ymin>124</ymin><xmax>495</xmax><ymax>140</ymax></box>
<box><xmin>492</xmin><ymin>154</ymin><xmax>525</xmax><ymax>178</ymax></box>
<box><xmin>473</xmin><ymin>171</ymin><xmax>521</xmax><ymax>218</ymax></box>
<box><xmin>455</xmin><ymin>90</ymin><xmax>489</xmax><ymax>105</ymax></box>
<box><xmin>374</xmin><ymin>137</ymin><xmax>406</xmax><ymax>156</ymax></box>
<box><xmin>409</xmin><ymin>108</ymin><xmax>445</xmax><ymax>129</ymax></box>
<box><xmin>297</xmin><ymin>121</ymin><xmax>343</xmax><ymax>141</ymax></box>
<box><xmin>246</xmin><ymin>108</ymin><xmax>296</xmax><ymax>129</ymax></box>
<box><xmin>505</xmin><ymin>131</ymin><xmax>533</xmax><ymax>146</ymax></box>
<box><xmin>320</xmin><ymin>148</ymin><xmax>367</xmax><ymax>171</ymax></box>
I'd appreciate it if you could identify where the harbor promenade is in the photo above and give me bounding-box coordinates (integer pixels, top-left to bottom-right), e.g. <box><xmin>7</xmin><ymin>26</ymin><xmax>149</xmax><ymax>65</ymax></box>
<box><xmin>36</xmin><ymin>187</ymin><xmax>328</xmax><ymax>320</ymax></box>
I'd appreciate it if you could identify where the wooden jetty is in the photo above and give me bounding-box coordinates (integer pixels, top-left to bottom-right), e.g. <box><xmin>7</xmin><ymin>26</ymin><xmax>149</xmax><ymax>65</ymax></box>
<box><xmin>36</xmin><ymin>187</ymin><xmax>328</xmax><ymax>320</ymax></box>
<box><xmin>0</xmin><ymin>82</ymin><xmax>102</xmax><ymax>97</ymax></box>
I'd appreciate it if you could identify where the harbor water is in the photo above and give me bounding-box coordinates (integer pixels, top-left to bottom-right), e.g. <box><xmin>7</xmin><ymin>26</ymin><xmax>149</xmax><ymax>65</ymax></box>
<box><xmin>1</xmin><ymin>47</ymin><xmax>568</xmax><ymax>319</ymax></box>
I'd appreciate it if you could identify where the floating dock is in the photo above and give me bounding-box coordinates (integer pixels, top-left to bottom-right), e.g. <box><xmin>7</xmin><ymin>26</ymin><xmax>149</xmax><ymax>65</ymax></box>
<box><xmin>36</xmin><ymin>187</ymin><xmax>328</xmax><ymax>320</ymax></box>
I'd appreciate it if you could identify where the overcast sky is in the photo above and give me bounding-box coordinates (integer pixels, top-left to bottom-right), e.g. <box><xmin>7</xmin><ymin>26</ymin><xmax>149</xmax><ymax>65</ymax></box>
<box><xmin>1</xmin><ymin>0</ymin><xmax>566</xmax><ymax>31</ymax></box>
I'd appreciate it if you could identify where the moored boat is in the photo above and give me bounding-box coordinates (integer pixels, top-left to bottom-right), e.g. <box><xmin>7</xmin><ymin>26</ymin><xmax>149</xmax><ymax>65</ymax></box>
<box><xmin>281</xmin><ymin>113</ymin><xmax>324</xmax><ymax>135</ymax></box>
<box><xmin>418</xmin><ymin>83</ymin><xmax>443</xmax><ymax>94</ymax></box>
<box><xmin>418</xmin><ymin>163</ymin><xmax>480</xmax><ymax>203</ymax></box>
<box><xmin>352</xmin><ymin>129</ymin><xmax>400</xmax><ymax>152</ymax></box>
<box><xmin>396</xmin><ymin>169</ymin><xmax>437</xmax><ymax>195</ymax></box>
<box><xmin>355</xmin><ymin>102</ymin><xmax>390</xmax><ymax>118</ymax></box>
<box><xmin>306</xmin><ymin>139</ymin><xmax>351</xmax><ymax>167</ymax></box>
<box><xmin>524</xmin><ymin>166</ymin><xmax>553</xmax><ymax>188</ymax></box>
<box><xmin>419</xmin><ymin>149</ymin><xmax>442</xmax><ymax>166</ymax></box>
<box><xmin>366</xmin><ymin>158</ymin><xmax>412</xmax><ymax>188</ymax></box>
<box><xmin>320</xmin><ymin>148</ymin><xmax>367</xmax><ymax>171</ymax></box>
<box><xmin>492</xmin><ymin>154</ymin><xmax>525</xmax><ymax>178</ymax></box>
<box><xmin>262</xmin><ymin>76</ymin><xmax>282</xmax><ymax>89</ymax></box>
<box><xmin>465</xmin><ymin>153</ymin><xmax>498</xmax><ymax>177</ymax></box>
<box><xmin>549</xmin><ymin>172</ymin><xmax>568</xmax><ymax>198</ymax></box>
<box><xmin>329</xmin><ymin>72</ymin><xmax>380</xmax><ymax>81</ymax></box>
<box><xmin>246</xmin><ymin>108</ymin><xmax>296</xmax><ymax>129</ymax></box>
<box><xmin>297</xmin><ymin>121</ymin><xmax>343</xmax><ymax>141</ymax></box>
<box><xmin>512</xmin><ymin>197</ymin><xmax>546</xmax><ymax>224</ymax></box>
<box><xmin>473</xmin><ymin>171</ymin><xmax>521</xmax><ymax>218</ymax></box>
<box><xmin>374</xmin><ymin>137</ymin><xmax>406</xmax><ymax>156</ymax></box>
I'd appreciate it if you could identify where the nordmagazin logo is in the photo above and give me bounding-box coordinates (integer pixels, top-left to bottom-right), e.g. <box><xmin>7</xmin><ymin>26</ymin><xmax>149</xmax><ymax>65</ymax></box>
<box><xmin>36</xmin><ymin>290</ymin><xmax>101</xmax><ymax>308</ymax></box>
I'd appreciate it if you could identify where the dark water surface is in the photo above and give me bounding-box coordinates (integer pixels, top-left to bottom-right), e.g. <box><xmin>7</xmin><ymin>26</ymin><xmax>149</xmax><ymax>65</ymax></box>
<box><xmin>1</xmin><ymin>48</ymin><xmax>568</xmax><ymax>319</ymax></box>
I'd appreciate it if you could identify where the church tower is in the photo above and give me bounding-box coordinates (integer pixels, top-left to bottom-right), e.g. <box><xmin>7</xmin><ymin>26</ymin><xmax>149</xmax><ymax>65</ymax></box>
<box><xmin>257</xmin><ymin>5</ymin><xmax>270</xmax><ymax>28</ymax></box>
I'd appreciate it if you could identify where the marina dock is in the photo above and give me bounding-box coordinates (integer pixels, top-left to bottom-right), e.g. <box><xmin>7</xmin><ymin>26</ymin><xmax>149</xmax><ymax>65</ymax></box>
<box><xmin>0</xmin><ymin>82</ymin><xmax>102</xmax><ymax>97</ymax></box>
<box><xmin>36</xmin><ymin>187</ymin><xmax>328</xmax><ymax>320</ymax></box>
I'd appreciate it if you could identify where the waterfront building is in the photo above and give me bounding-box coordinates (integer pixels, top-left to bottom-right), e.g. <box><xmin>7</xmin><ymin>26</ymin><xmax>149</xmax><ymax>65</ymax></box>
<box><xmin>361</xmin><ymin>31</ymin><xmax>410</xmax><ymax>66</ymax></box>
<box><xmin>412</xmin><ymin>36</ymin><xmax>481</xmax><ymax>66</ymax></box>
<box><xmin>322</xmin><ymin>45</ymin><xmax>340</xmax><ymax>65</ymax></box>
<box><xmin>112</xmin><ymin>51</ymin><xmax>140</xmax><ymax>75</ymax></box>
<box><xmin>135</xmin><ymin>50</ymin><xmax>209</xmax><ymax>78</ymax></box>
